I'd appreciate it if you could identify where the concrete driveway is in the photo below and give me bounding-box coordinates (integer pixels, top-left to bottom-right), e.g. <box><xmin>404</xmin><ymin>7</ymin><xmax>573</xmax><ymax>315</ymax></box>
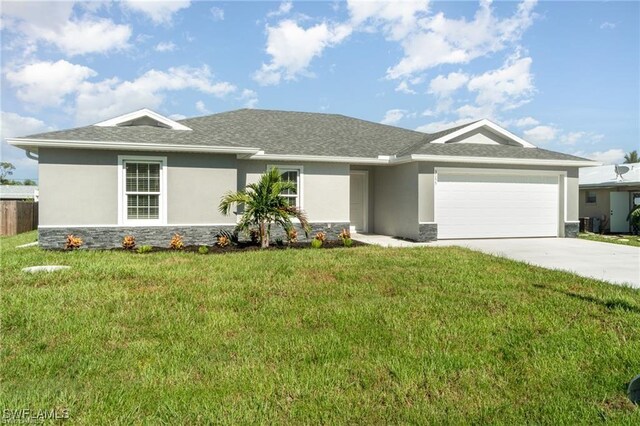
<box><xmin>432</xmin><ymin>238</ymin><xmax>640</xmax><ymax>289</ymax></box>
<box><xmin>352</xmin><ymin>234</ymin><xmax>640</xmax><ymax>288</ymax></box>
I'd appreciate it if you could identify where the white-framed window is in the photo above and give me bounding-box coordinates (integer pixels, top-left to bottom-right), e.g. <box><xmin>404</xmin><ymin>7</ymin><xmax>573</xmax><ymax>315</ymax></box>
<box><xmin>268</xmin><ymin>165</ymin><xmax>303</xmax><ymax>208</ymax></box>
<box><xmin>118</xmin><ymin>155</ymin><xmax>167</xmax><ymax>225</ymax></box>
<box><xmin>586</xmin><ymin>190</ymin><xmax>597</xmax><ymax>204</ymax></box>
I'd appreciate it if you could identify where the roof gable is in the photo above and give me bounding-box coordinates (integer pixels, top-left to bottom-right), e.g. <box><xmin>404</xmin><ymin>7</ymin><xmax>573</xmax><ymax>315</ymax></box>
<box><xmin>428</xmin><ymin>119</ymin><xmax>536</xmax><ymax>148</ymax></box>
<box><xmin>94</xmin><ymin>108</ymin><xmax>192</xmax><ymax>131</ymax></box>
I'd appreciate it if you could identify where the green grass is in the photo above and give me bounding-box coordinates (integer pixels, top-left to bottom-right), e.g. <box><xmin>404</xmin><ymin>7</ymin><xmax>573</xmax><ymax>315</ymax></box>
<box><xmin>579</xmin><ymin>232</ymin><xmax>640</xmax><ymax>247</ymax></box>
<box><xmin>2</xmin><ymin>231</ymin><xmax>639</xmax><ymax>424</ymax></box>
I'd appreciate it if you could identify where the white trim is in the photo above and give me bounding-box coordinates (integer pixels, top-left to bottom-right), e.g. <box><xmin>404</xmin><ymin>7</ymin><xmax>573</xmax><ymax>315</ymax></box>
<box><xmin>419</xmin><ymin>222</ymin><xmax>437</xmax><ymax>225</ymax></box>
<box><xmin>434</xmin><ymin>167</ymin><xmax>568</xmax><ymax>177</ymax></box>
<box><xmin>255</xmin><ymin>152</ymin><xmax>386</xmax><ymax>164</ymax></box>
<box><xmin>117</xmin><ymin>155</ymin><xmax>167</xmax><ymax>226</ymax></box>
<box><xmin>38</xmin><ymin>223</ymin><xmax>236</xmax><ymax>228</ymax></box>
<box><xmin>8</xmin><ymin>138</ymin><xmax>260</xmax><ymax>155</ymax></box>
<box><xmin>349</xmin><ymin>170</ymin><xmax>369</xmax><ymax>233</ymax></box>
<box><xmin>267</xmin><ymin>164</ymin><xmax>304</xmax><ymax>209</ymax></box>
<box><xmin>411</xmin><ymin>154</ymin><xmax>597</xmax><ymax>167</ymax></box>
<box><xmin>429</xmin><ymin>119</ymin><xmax>537</xmax><ymax>148</ymax></box>
<box><xmin>94</xmin><ymin>108</ymin><xmax>192</xmax><ymax>131</ymax></box>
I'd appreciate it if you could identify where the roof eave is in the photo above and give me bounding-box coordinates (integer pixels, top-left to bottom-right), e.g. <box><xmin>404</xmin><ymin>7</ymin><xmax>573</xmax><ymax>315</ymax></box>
<box><xmin>409</xmin><ymin>154</ymin><xmax>600</xmax><ymax>167</ymax></box>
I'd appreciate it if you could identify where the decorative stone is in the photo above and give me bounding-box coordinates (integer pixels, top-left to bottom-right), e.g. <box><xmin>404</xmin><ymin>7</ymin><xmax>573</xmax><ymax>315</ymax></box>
<box><xmin>417</xmin><ymin>223</ymin><xmax>438</xmax><ymax>242</ymax></box>
<box><xmin>619</xmin><ymin>239</ymin><xmax>629</xmax><ymax>242</ymax></box>
<box><xmin>22</xmin><ymin>265</ymin><xmax>70</xmax><ymax>273</ymax></box>
<box><xmin>564</xmin><ymin>222</ymin><xmax>580</xmax><ymax>238</ymax></box>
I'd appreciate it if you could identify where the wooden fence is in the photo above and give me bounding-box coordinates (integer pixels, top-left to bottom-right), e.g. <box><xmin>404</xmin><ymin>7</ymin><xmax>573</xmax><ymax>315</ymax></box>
<box><xmin>0</xmin><ymin>201</ymin><xmax>38</xmax><ymax>236</ymax></box>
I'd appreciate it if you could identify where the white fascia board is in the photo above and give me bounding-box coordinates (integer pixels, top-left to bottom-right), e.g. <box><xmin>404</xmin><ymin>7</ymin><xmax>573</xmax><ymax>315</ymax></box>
<box><xmin>7</xmin><ymin>138</ymin><xmax>261</xmax><ymax>155</ymax></box>
<box><xmin>429</xmin><ymin>119</ymin><xmax>537</xmax><ymax>148</ymax></box>
<box><xmin>94</xmin><ymin>108</ymin><xmax>193</xmax><ymax>131</ymax></box>
<box><xmin>410</xmin><ymin>154</ymin><xmax>600</xmax><ymax>167</ymax></box>
<box><xmin>246</xmin><ymin>152</ymin><xmax>387</xmax><ymax>164</ymax></box>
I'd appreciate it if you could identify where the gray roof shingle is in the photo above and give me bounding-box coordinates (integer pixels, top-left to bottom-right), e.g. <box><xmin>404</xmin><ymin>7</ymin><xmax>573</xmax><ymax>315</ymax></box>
<box><xmin>19</xmin><ymin>109</ymin><xmax>589</xmax><ymax>162</ymax></box>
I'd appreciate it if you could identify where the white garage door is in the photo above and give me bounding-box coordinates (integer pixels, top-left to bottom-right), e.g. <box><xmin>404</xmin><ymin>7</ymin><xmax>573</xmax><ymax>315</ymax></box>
<box><xmin>435</xmin><ymin>171</ymin><xmax>560</xmax><ymax>239</ymax></box>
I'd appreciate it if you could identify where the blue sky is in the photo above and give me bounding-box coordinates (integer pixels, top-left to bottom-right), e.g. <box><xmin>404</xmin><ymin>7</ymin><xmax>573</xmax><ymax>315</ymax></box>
<box><xmin>1</xmin><ymin>0</ymin><xmax>638</xmax><ymax>180</ymax></box>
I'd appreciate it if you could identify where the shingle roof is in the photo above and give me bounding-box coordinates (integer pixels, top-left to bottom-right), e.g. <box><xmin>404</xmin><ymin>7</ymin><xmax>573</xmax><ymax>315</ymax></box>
<box><xmin>19</xmin><ymin>109</ymin><xmax>589</xmax><ymax>162</ymax></box>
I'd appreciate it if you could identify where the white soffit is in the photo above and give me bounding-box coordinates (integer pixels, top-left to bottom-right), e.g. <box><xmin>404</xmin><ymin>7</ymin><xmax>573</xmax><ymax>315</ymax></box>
<box><xmin>93</xmin><ymin>108</ymin><xmax>192</xmax><ymax>131</ymax></box>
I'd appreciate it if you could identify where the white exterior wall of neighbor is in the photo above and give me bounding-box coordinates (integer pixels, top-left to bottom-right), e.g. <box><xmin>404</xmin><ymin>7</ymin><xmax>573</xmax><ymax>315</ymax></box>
<box><xmin>38</xmin><ymin>148</ymin><xmax>238</xmax><ymax>226</ymax></box>
<box><xmin>237</xmin><ymin>160</ymin><xmax>350</xmax><ymax>223</ymax></box>
<box><xmin>372</xmin><ymin>162</ymin><xmax>419</xmax><ymax>240</ymax></box>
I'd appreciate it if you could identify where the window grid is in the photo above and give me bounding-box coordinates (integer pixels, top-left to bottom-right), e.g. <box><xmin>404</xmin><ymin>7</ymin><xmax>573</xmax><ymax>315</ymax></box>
<box><xmin>279</xmin><ymin>169</ymin><xmax>299</xmax><ymax>208</ymax></box>
<box><xmin>125</xmin><ymin>162</ymin><xmax>161</xmax><ymax>220</ymax></box>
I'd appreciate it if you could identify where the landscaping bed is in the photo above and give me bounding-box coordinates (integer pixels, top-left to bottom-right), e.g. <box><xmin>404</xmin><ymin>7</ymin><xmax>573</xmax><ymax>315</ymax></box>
<box><xmin>579</xmin><ymin>232</ymin><xmax>640</xmax><ymax>247</ymax></box>
<box><xmin>121</xmin><ymin>239</ymin><xmax>368</xmax><ymax>253</ymax></box>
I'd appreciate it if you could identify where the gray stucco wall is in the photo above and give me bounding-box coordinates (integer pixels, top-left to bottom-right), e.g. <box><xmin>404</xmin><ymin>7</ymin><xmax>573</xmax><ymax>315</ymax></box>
<box><xmin>38</xmin><ymin>148</ymin><xmax>238</xmax><ymax>226</ymax></box>
<box><xmin>237</xmin><ymin>160</ymin><xmax>350</xmax><ymax>223</ymax></box>
<box><xmin>373</xmin><ymin>162</ymin><xmax>419</xmax><ymax>240</ymax></box>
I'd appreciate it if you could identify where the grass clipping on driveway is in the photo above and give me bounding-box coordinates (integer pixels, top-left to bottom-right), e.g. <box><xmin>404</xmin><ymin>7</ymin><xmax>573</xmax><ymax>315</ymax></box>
<box><xmin>1</xmin><ymin>232</ymin><xmax>639</xmax><ymax>424</ymax></box>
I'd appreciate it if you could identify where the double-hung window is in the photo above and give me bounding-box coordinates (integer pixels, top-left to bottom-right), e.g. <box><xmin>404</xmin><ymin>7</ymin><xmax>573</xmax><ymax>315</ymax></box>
<box><xmin>270</xmin><ymin>166</ymin><xmax>302</xmax><ymax>208</ymax></box>
<box><xmin>119</xmin><ymin>156</ymin><xmax>166</xmax><ymax>225</ymax></box>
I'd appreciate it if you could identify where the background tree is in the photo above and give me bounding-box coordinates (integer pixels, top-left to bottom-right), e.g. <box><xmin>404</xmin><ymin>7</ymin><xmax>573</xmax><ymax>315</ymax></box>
<box><xmin>0</xmin><ymin>162</ymin><xmax>16</xmax><ymax>184</ymax></box>
<box><xmin>219</xmin><ymin>167</ymin><xmax>310</xmax><ymax>248</ymax></box>
<box><xmin>623</xmin><ymin>150</ymin><xmax>638</xmax><ymax>163</ymax></box>
<box><xmin>22</xmin><ymin>179</ymin><xmax>37</xmax><ymax>186</ymax></box>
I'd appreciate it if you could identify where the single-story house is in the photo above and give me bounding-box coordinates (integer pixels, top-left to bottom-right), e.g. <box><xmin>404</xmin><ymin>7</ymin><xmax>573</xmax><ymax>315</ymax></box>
<box><xmin>8</xmin><ymin>108</ymin><xmax>597</xmax><ymax>248</ymax></box>
<box><xmin>0</xmin><ymin>185</ymin><xmax>39</xmax><ymax>201</ymax></box>
<box><xmin>579</xmin><ymin>162</ymin><xmax>640</xmax><ymax>233</ymax></box>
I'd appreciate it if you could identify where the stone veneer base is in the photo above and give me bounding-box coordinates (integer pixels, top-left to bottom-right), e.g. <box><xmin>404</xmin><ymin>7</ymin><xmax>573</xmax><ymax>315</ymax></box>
<box><xmin>564</xmin><ymin>222</ymin><xmax>579</xmax><ymax>238</ymax></box>
<box><xmin>39</xmin><ymin>222</ymin><xmax>350</xmax><ymax>249</ymax></box>
<box><xmin>417</xmin><ymin>223</ymin><xmax>438</xmax><ymax>242</ymax></box>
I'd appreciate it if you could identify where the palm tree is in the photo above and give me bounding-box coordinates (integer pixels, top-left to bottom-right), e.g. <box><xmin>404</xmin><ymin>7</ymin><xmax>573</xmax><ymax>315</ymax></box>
<box><xmin>624</xmin><ymin>150</ymin><xmax>639</xmax><ymax>163</ymax></box>
<box><xmin>219</xmin><ymin>167</ymin><xmax>310</xmax><ymax>248</ymax></box>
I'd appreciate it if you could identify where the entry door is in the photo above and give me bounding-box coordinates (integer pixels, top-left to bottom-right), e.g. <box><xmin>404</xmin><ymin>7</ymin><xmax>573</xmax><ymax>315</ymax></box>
<box><xmin>349</xmin><ymin>172</ymin><xmax>368</xmax><ymax>232</ymax></box>
<box><xmin>610</xmin><ymin>192</ymin><xmax>630</xmax><ymax>233</ymax></box>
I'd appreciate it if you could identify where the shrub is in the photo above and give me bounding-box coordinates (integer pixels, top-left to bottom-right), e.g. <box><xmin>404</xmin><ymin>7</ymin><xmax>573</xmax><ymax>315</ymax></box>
<box><xmin>137</xmin><ymin>245</ymin><xmax>152</xmax><ymax>254</ymax></box>
<box><xmin>64</xmin><ymin>234</ymin><xmax>83</xmax><ymax>250</ymax></box>
<box><xmin>315</xmin><ymin>231</ymin><xmax>327</xmax><ymax>243</ymax></box>
<box><xmin>311</xmin><ymin>238</ymin><xmax>323</xmax><ymax>249</ymax></box>
<box><xmin>343</xmin><ymin>237</ymin><xmax>353</xmax><ymax>247</ymax></box>
<box><xmin>217</xmin><ymin>235</ymin><xmax>230</xmax><ymax>248</ymax></box>
<box><xmin>275</xmin><ymin>238</ymin><xmax>284</xmax><ymax>246</ymax></box>
<box><xmin>287</xmin><ymin>228</ymin><xmax>298</xmax><ymax>243</ymax></box>
<box><xmin>122</xmin><ymin>235</ymin><xmax>136</xmax><ymax>250</ymax></box>
<box><xmin>198</xmin><ymin>245</ymin><xmax>209</xmax><ymax>254</ymax></box>
<box><xmin>170</xmin><ymin>233</ymin><xmax>184</xmax><ymax>250</ymax></box>
<box><xmin>218</xmin><ymin>229</ymin><xmax>239</xmax><ymax>244</ymax></box>
<box><xmin>339</xmin><ymin>228</ymin><xmax>351</xmax><ymax>240</ymax></box>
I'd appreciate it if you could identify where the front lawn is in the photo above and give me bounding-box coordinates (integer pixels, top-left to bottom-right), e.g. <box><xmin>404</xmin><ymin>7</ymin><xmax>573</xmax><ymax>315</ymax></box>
<box><xmin>579</xmin><ymin>232</ymin><xmax>640</xmax><ymax>247</ymax></box>
<box><xmin>1</xmin><ymin>231</ymin><xmax>639</xmax><ymax>424</ymax></box>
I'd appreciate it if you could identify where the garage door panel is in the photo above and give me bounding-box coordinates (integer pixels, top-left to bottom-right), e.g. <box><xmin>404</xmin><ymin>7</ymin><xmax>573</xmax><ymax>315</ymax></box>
<box><xmin>435</xmin><ymin>171</ymin><xmax>559</xmax><ymax>239</ymax></box>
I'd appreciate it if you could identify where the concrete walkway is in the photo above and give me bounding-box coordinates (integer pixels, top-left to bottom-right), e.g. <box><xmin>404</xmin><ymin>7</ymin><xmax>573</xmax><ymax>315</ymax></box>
<box><xmin>352</xmin><ymin>233</ymin><xmax>640</xmax><ymax>289</ymax></box>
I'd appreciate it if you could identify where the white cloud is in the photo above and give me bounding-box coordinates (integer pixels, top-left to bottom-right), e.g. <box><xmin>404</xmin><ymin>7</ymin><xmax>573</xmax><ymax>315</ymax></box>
<box><xmin>512</xmin><ymin>116</ymin><xmax>539</xmax><ymax>127</ymax></box>
<box><xmin>267</xmin><ymin>2</ymin><xmax>293</xmax><ymax>18</ymax></box>
<box><xmin>523</xmin><ymin>125</ymin><xmax>557</xmax><ymax>144</ymax></box>
<box><xmin>380</xmin><ymin>109</ymin><xmax>407</xmax><ymax>125</ymax></box>
<box><xmin>600</xmin><ymin>21</ymin><xmax>616</xmax><ymax>30</ymax></box>
<box><xmin>75</xmin><ymin>65</ymin><xmax>237</xmax><ymax>125</ymax></box>
<box><xmin>1</xmin><ymin>112</ymin><xmax>55</xmax><ymax>179</ymax></box>
<box><xmin>155</xmin><ymin>41</ymin><xmax>177</xmax><ymax>52</ymax></box>
<box><xmin>467</xmin><ymin>56</ymin><xmax>534</xmax><ymax>109</ymax></box>
<box><xmin>2</xmin><ymin>2</ymin><xmax>131</xmax><ymax>56</ymax></box>
<box><xmin>347</xmin><ymin>0</ymin><xmax>430</xmax><ymax>40</ymax></box>
<box><xmin>195</xmin><ymin>100</ymin><xmax>210</xmax><ymax>114</ymax></box>
<box><xmin>238</xmin><ymin>89</ymin><xmax>259</xmax><ymax>108</ymax></box>
<box><xmin>395</xmin><ymin>81</ymin><xmax>416</xmax><ymax>94</ymax></box>
<box><xmin>428</xmin><ymin>71</ymin><xmax>469</xmax><ymax>96</ymax></box>
<box><xmin>559</xmin><ymin>131</ymin><xmax>604</xmax><ymax>145</ymax></box>
<box><xmin>573</xmin><ymin>149</ymin><xmax>625</xmax><ymax>165</ymax></box>
<box><xmin>5</xmin><ymin>60</ymin><xmax>97</xmax><ymax>107</ymax></box>
<box><xmin>254</xmin><ymin>20</ymin><xmax>352</xmax><ymax>85</ymax></box>
<box><xmin>122</xmin><ymin>0</ymin><xmax>191</xmax><ymax>25</ymax></box>
<box><xmin>210</xmin><ymin>6</ymin><xmax>225</xmax><ymax>21</ymax></box>
<box><xmin>386</xmin><ymin>0</ymin><xmax>537</xmax><ymax>79</ymax></box>
<box><xmin>168</xmin><ymin>113</ymin><xmax>187</xmax><ymax>120</ymax></box>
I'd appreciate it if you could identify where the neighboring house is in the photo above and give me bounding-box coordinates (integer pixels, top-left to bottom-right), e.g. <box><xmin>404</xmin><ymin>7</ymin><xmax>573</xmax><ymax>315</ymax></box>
<box><xmin>579</xmin><ymin>162</ymin><xmax>640</xmax><ymax>233</ymax></box>
<box><xmin>8</xmin><ymin>108</ymin><xmax>596</xmax><ymax>248</ymax></box>
<box><xmin>0</xmin><ymin>185</ymin><xmax>39</xmax><ymax>201</ymax></box>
